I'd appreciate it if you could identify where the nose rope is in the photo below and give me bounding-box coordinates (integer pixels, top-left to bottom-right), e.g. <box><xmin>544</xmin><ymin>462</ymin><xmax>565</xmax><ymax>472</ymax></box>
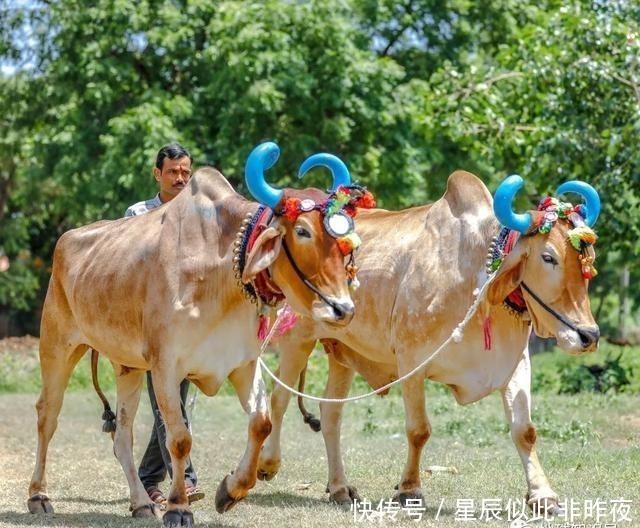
<box><xmin>520</xmin><ymin>282</ymin><xmax>581</xmax><ymax>333</ymax></box>
<box><xmin>257</xmin><ymin>268</ymin><xmax>501</xmax><ymax>404</ymax></box>
<box><xmin>281</xmin><ymin>240</ymin><xmax>347</xmax><ymax>316</ymax></box>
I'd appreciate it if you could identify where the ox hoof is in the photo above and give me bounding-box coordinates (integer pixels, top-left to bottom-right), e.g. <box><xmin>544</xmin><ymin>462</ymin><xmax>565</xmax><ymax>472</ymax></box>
<box><xmin>132</xmin><ymin>503</ymin><xmax>161</xmax><ymax>519</ymax></box>
<box><xmin>329</xmin><ymin>485</ymin><xmax>361</xmax><ymax>507</ymax></box>
<box><xmin>163</xmin><ymin>509</ymin><xmax>194</xmax><ymax>527</ymax></box>
<box><xmin>527</xmin><ymin>494</ymin><xmax>563</xmax><ymax>517</ymax></box>
<box><xmin>393</xmin><ymin>489</ymin><xmax>424</xmax><ymax>507</ymax></box>
<box><xmin>257</xmin><ymin>467</ymin><xmax>277</xmax><ymax>481</ymax></box>
<box><xmin>215</xmin><ymin>475</ymin><xmax>245</xmax><ymax>514</ymax></box>
<box><xmin>27</xmin><ymin>494</ymin><xmax>54</xmax><ymax>514</ymax></box>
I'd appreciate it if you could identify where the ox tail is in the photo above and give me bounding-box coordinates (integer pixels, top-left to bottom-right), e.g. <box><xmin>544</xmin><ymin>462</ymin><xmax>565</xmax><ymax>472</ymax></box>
<box><xmin>297</xmin><ymin>366</ymin><xmax>321</xmax><ymax>432</ymax></box>
<box><xmin>91</xmin><ymin>349</ymin><xmax>116</xmax><ymax>433</ymax></box>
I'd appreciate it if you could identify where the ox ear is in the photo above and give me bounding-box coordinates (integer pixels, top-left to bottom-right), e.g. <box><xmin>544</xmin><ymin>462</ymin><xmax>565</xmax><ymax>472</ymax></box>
<box><xmin>486</xmin><ymin>244</ymin><xmax>527</xmax><ymax>306</ymax></box>
<box><xmin>242</xmin><ymin>226</ymin><xmax>284</xmax><ymax>283</ymax></box>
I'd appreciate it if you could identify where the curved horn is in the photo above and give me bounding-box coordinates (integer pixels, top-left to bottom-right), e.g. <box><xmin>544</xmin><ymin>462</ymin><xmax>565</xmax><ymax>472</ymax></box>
<box><xmin>245</xmin><ymin>142</ymin><xmax>284</xmax><ymax>209</ymax></box>
<box><xmin>555</xmin><ymin>180</ymin><xmax>600</xmax><ymax>227</ymax></box>
<box><xmin>493</xmin><ymin>175</ymin><xmax>532</xmax><ymax>233</ymax></box>
<box><xmin>297</xmin><ymin>153</ymin><xmax>351</xmax><ymax>190</ymax></box>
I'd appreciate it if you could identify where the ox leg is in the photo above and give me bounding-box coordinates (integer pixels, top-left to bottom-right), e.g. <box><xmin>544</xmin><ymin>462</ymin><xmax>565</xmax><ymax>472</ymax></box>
<box><xmin>215</xmin><ymin>359</ymin><xmax>271</xmax><ymax>514</ymax></box>
<box><xmin>110</xmin><ymin>365</ymin><xmax>158</xmax><ymax>519</ymax></box>
<box><xmin>258</xmin><ymin>338</ymin><xmax>315</xmax><ymax>481</ymax></box>
<box><xmin>320</xmin><ymin>353</ymin><xmax>359</xmax><ymax>507</ymax></box>
<box><xmin>151</xmin><ymin>369</ymin><xmax>194</xmax><ymax>527</ymax></box>
<box><xmin>394</xmin><ymin>372</ymin><xmax>430</xmax><ymax>506</ymax></box>
<box><xmin>502</xmin><ymin>350</ymin><xmax>561</xmax><ymax>515</ymax></box>
<box><xmin>28</xmin><ymin>341</ymin><xmax>87</xmax><ymax>514</ymax></box>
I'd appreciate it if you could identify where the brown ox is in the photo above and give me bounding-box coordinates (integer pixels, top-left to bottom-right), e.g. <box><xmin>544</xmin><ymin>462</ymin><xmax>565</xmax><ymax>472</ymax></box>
<box><xmin>258</xmin><ymin>172</ymin><xmax>600</xmax><ymax>512</ymax></box>
<box><xmin>27</xmin><ymin>142</ymin><xmax>365</xmax><ymax>527</ymax></box>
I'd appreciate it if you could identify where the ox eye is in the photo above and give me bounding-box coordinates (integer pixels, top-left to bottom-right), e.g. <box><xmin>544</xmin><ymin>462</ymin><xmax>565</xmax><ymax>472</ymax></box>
<box><xmin>541</xmin><ymin>253</ymin><xmax>558</xmax><ymax>266</ymax></box>
<box><xmin>295</xmin><ymin>226</ymin><xmax>311</xmax><ymax>239</ymax></box>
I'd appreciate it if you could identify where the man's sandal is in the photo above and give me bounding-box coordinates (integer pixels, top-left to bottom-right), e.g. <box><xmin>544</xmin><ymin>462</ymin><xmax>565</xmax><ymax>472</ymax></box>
<box><xmin>185</xmin><ymin>482</ymin><xmax>205</xmax><ymax>504</ymax></box>
<box><xmin>147</xmin><ymin>486</ymin><xmax>167</xmax><ymax>509</ymax></box>
<box><xmin>128</xmin><ymin>486</ymin><xmax>166</xmax><ymax>513</ymax></box>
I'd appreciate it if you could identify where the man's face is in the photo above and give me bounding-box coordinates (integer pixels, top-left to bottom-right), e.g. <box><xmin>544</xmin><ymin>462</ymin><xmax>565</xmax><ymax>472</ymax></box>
<box><xmin>154</xmin><ymin>156</ymin><xmax>192</xmax><ymax>201</ymax></box>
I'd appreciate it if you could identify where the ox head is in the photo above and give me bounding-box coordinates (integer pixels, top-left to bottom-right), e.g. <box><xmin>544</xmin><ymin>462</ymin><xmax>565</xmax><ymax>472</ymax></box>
<box><xmin>240</xmin><ymin>142</ymin><xmax>374</xmax><ymax>325</ymax></box>
<box><xmin>488</xmin><ymin>175</ymin><xmax>601</xmax><ymax>353</ymax></box>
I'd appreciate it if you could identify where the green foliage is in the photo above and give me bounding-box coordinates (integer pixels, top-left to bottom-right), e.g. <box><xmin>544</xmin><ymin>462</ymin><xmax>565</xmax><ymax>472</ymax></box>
<box><xmin>536</xmin><ymin>418</ymin><xmax>597</xmax><ymax>446</ymax></box>
<box><xmin>531</xmin><ymin>344</ymin><xmax>640</xmax><ymax>395</ymax></box>
<box><xmin>0</xmin><ymin>255</ymin><xmax>39</xmax><ymax>311</ymax></box>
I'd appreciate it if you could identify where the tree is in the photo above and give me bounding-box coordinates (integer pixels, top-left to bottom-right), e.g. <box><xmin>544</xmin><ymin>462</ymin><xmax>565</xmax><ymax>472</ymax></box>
<box><xmin>0</xmin><ymin>0</ymin><xmax>430</xmax><ymax>326</ymax></box>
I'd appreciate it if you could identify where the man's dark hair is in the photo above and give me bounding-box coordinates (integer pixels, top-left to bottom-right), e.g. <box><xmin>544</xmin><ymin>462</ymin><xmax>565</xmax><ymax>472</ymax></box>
<box><xmin>155</xmin><ymin>143</ymin><xmax>192</xmax><ymax>169</ymax></box>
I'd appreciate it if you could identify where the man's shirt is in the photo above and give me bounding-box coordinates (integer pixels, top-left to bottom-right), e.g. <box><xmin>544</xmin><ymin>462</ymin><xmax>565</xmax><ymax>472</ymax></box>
<box><xmin>124</xmin><ymin>194</ymin><xmax>163</xmax><ymax>217</ymax></box>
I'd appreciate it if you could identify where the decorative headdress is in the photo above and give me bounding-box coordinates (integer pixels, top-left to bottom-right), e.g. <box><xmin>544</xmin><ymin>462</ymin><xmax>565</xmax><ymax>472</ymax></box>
<box><xmin>493</xmin><ymin>175</ymin><xmax>601</xmax><ymax>279</ymax></box>
<box><xmin>281</xmin><ymin>184</ymin><xmax>376</xmax><ymax>257</ymax></box>
<box><xmin>239</xmin><ymin>142</ymin><xmax>376</xmax><ymax>302</ymax></box>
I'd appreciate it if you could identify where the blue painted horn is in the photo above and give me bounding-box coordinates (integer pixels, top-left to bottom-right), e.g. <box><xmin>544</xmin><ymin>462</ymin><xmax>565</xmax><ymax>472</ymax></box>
<box><xmin>297</xmin><ymin>153</ymin><xmax>351</xmax><ymax>190</ymax></box>
<box><xmin>245</xmin><ymin>142</ymin><xmax>284</xmax><ymax>209</ymax></box>
<box><xmin>555</xmin><ymin>180</ymin><xmax>600</xmax><ymax>227</ymax></box>
<box><xmin>493</xmin><ymin>175</ymin><xmax>532</xmax><ymax>233</ymax></box>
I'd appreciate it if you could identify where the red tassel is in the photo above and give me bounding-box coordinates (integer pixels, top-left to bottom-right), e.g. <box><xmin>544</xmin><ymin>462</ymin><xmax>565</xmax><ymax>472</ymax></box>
<box><xmin>483</xmin><ymin>316</ymin><xmax>492</xmax><ymax>351</ymax></box>
<box><xmin>283</xmin><ymin>198</ymin><xmax>301</xmax><ymax>222</ymax></box>
<box><xmin>257</xmin><ymin>314</ymin><xmax>270</xmax><ymax>341</ymax></box>
<box><xmin>582</xmin><ymin>267</ymin><xmax>594</xmax><ymax>279</ymax></box>
<box><xmin>504</xmin><ymin>230</ymin><xmax>519</xmax><ymax>254</ymax></box>
<box><xmin>274</xmin><ymin>305</ymin><xmax>299</xmax><ymax>337</ymax></box>
<box><xmin>356</xmin><ymin>190</ymin><xmax>376</xmax><ymax>209</ymax></box>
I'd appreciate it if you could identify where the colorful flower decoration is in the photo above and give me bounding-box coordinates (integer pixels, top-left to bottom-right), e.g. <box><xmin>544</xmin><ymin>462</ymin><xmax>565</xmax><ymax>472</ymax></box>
<box><xmin>324</xmin><ymin>186</ymin><xmax>353</xmax><ymax>217</ymax></box>
<box><xmin>336</xmin><ymin>233</ymin><xmax>362</xmax><ymax>256</ymax></box>
<box><xmin>280</xmin><ymin>185</ymin><xmax>375</xmax><ymax>247</ymax></box>
<box><xmin>567</xmin><ymin>225</ymin><xmax>598</xmax><ymax>251</ymax></box>
<box><xmin>276</xmin><ymin>184</ymin><xmax>375</xmax><ymax>287</ymax></box>
<box><xmin>355</xmin><ymin>190</ymin><xmax>376</xmax><ymax>209</ymax></box>
<box><xmin>536</xmin><ymin>196</ymin><xmax>598</xmax><ymax>279</ymax></box>
<box><xmin>283</xmin><ymin>197</ymin><xmax>302</xmax><ymax>222</ymax></box>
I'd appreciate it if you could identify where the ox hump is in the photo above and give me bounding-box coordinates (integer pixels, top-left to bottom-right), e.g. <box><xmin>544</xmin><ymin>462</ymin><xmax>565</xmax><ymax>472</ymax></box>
<box><xmin>443</xmin><ymin>170</ymin><xmax>493</xmax><ymax>218</ymax></box>
<box><xmin>190</xmin><ymin>167</ymin><xmax>238</xmax><ymax>202</ymax></box>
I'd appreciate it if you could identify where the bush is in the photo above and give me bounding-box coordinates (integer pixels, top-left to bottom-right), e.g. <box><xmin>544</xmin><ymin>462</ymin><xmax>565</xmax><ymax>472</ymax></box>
<box><xmin>532</xmin><ymin>343</ymin><xmax>639</xmax><ymax>394</ymax></box>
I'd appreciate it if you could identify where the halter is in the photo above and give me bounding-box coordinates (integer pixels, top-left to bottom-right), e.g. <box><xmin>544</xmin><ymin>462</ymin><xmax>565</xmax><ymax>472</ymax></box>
<box><xmin>520</xmin><ymin>282</ymin><xmax>582</xmax><ymax>334</ymax></box>
<box><xmin>281</xmin><ymin>240</ymin><xmax>346</xmax><ymax>314</ymax></box>
<box><xmin>486</xmin><ymin>196</ymin><xmax>598</xmax><ymax>332</ymax></box>
<box><xmin>233</xmin><ymin>184</ymin><xmax>375</xmax><ymax>312</ymax></box>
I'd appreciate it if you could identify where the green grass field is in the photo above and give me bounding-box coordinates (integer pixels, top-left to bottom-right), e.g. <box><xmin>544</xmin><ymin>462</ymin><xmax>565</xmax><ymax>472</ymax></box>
<box><xmin>0</xmin><ymin>383</ymin><xmax>638</xmax><ymax>526</ymax></box>
<box><xmin>0</xmin><ymin>340</ymin><xmax>638</xmax><ymax>527</ymax></box>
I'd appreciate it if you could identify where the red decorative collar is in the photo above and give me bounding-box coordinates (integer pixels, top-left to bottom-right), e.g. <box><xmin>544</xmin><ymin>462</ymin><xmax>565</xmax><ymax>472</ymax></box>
<box><xmin>235</xmin><ymin>206</ymin><xmax>285</xmax><ymax>307</ymax></box>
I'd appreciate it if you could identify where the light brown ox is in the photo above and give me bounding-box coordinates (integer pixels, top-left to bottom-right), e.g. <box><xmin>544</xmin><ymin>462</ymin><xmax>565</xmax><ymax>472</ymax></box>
<box><xmin>257</xmin><ymin>171</ymin><xmax>601</xmax><ymax>513</ymax></box>
<box><xmin>27</xmin><ymin>143</ymin><xmax>362</xmax><ymax>527</ymax></box>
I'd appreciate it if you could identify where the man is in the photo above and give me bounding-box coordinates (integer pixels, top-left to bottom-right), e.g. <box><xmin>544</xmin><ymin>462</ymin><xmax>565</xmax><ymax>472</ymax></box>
<box><xmin>125</xmin><ymin>143</ymin><xmax>204</xmax><ymax>507</ymax></box>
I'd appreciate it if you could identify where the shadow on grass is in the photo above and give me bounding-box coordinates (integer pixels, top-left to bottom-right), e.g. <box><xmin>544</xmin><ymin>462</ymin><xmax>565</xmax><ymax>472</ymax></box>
<box><xmin>57</xmin><ymin>495</ymin><xmax>128</xmax><ymax>506</ymax></box>
<box><xmin>0</xmin><ymin>511</ymin><xmax>233</xmax><ymax>528</ymax></box>
<box><xmin>244</xmin><ymin>490</ymin><xmax>332</xmax><ymax>508</ymax></box>
<box><xmin>244</xmin><ymin>490</ymin><xmax>458</xmax><ymax>518</ymax></box>
<box><xmin>0</xmin><ymin>511</ymin><xmax>145</xmax><ymax>527</ymax></box>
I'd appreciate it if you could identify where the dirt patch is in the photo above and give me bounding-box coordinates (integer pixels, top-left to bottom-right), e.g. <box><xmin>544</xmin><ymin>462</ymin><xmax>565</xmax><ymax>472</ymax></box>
<box><xmin>602</xmin><ymin>414</ymin><xmax>640</xmax><ymax>448</ymax></box>
<box><xmin>620</xmin><ymin>414</ymin><xmax>640</xmax><ymax>428</ymax></box>
<box><xmin>0</xmin><ymin>335</ymin><xmax>39</xmax><ymax>355</ymax></box>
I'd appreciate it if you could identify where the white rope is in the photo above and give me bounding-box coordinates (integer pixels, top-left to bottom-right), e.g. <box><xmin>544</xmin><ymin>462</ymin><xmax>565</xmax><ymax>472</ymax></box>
<box><xmin>258</xmin><ymin>270</ymin><xmax>499</xmax><ymax>404</ymax></box>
